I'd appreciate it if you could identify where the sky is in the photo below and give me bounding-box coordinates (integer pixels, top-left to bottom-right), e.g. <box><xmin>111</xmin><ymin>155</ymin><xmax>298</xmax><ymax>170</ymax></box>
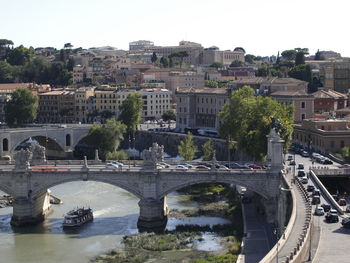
<box><xmin>1</xmin><ymin>0</ymin><xmax>350</xmax><ymax>57</ymax></box>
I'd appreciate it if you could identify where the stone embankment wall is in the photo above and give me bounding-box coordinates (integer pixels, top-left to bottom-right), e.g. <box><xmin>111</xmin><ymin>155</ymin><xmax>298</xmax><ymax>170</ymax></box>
<box><xmin>123</xmin><ymin>131</ymin><xmax>241</xmax><ymax>161</ymax></box>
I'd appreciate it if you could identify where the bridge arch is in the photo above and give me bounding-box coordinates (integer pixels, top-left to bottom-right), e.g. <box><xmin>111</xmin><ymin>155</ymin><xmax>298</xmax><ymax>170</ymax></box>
<box><xmin>12</xmin><ymin>136</ymin><xmax>65</xmax><ymax>153</ymax></box>
<box><xmin>159</xmin><ymin>177</ymin><xmax>273</xmax><ymax>200</ymax></box>
<box><xmin>32</xmin><ymin>178</ymin><xmax>142</xmax><ymax>200</ymax></box>
<box><xmin>0</xmin><ymin>183</ymin><xmax>15</xmax><ymax>197</ymax></box>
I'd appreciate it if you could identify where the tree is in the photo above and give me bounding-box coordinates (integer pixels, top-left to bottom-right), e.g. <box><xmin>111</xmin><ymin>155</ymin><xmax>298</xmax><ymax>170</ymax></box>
<box><xmin>85</xmin><ymin>119</ymin><xmax>126</xmax><ymax>160</ymax></box>
<box><xmin>0</xmin><ymin>61</ymin><xmax>14</xmax><ymax>83</ymax></box>
<box><xmin>67</xmin><ymin>57</ymin><xmax>75</xmax><ymax>71</ymax></box>
<box><xmin>245</xmin><ymin>54</ymin><xmax>255</xmax><ymax>64</ymax></box>
<box><xmin>276</xmin><ymin>51</ymin><xmax>280</xmax><ymax>65</ymax></box>
<box><xmin>160</xmin><ymin>57</ymin><xmax>169</xmax><ymax>67</ymax></box>
<box><xmin>151</xmin><ymin>52</ymin><xmax>158</xmax><ymax>64</ymax></box>
<box><xmin>281</xmin><ymin>50</ymin><xmax>297</xmax><ymax>61</ymax></box>
<box><xmin>202</xmin><ymin>140</ymin><xmax>214</xmax><ymax>161</ymax></box>
<box><xmin>169</xmin><ymin>50</ymin><xmax>188</xmax><ymax>68</ymax></box>
<box><xmin>118</xmin><ymin>93</ymin><xmax>143</xmax><ymax>138</ymax></box>
<box><xmin>5</xmin><ymin>88</ymin><xmax>38</xmax><ymax>126</ymax></box>
<box><xmin>230</xmin><ymin>60</ymin><xmax>243</xmax><ymax>67</ymax></box>
<box><xmin>219</xmin><ymin>86</ymin><xmax>294</xmax><ymax>160</ymax></box>
<box><xmin>162</xmin><ymin>110</ymin><xmax>176</xmax><ymax>122</ymax></box>
<box><xmin>288</xmin><ymin>64</ymin><xmax>312</xmax><ymax>83</ymax></box>
<box><xmin>295</xmin><ymin>51</ymin><xmax>305</xmax><ymax>65</ymax></box>
<box><xmin>106</xmin><ymin>150</ymin><xmax>128</xmax><ymax>161</ymax></box>
<box><xmin>64</xmin><ymin>43</ymin><xmax>73</xmax><ymax>49</ymax></box>
<box><xmin>209</xmin><ymin>62</ymin><xmax>223</xmax><ymax>69</ymax></box>
<box><xmin>257</xmin><ymin>64</ymin><xmax>269</xmax><ymax>77</ymax></box>
<box><xmin>178</xmin><ymin>132</ymin><xmax>198</xmax><ymax>161</ymax></box>
<box><xmin>7</xmin><ymin>45</ymin><xmax>34</xmax><ymax>66</ymax></box>
<box><xmin>0</xmin><ymin>39</ymin><xmax>14</xmax><ymax>60</ymax></box>
<box><xmin>314</xmin><ymin>49</ymin><xmax>323</xmax><ymax>60</ymax></box>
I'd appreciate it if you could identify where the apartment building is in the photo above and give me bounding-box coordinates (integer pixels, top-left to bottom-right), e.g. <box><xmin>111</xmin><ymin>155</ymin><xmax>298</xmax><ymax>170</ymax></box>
<box><xmin>37</xmin><ymin>90</ymin><xmax>75</xmax><ymax>123</ymax></box>
<box><xmin>129</xmin><ymin>40</ymin><xmax>154</xmax><ymax>51</ymax></box>
<box><xmin>313</xmin><ymin>89</ymin><xmax>348</xmax><ymax>113</ymax></box>
<box><xmin>73</xmin><ymin>65</ymin><xmax>85</xmax><ymax>84</ymax></box>
<box><xmin>202</xmin><ymin>47</ymin><xmax>245</xmax><ymax>66</ymax></box>
<box><xmin>270</xmin><ymin>90</ymin><xmax>314</xmax><ymax>123</ymax></box>
<box><xmin>293</xmin><ymin>118</ymin><xmax>350</xmax><ymax>153</ymax></box>
<box><xmin>320</xmin><ymin>61</ymin><xmax>350</xmax><ymax>93</ymax></box>
<box><xmin>75</xmin><ymin>87</ymin><xmax>95</xmax><ymax>123</ymax></box>
<box><xmin>175</xmin><ymin>87</ymin><xmax>231</xmax><ymax>131</ymax></box>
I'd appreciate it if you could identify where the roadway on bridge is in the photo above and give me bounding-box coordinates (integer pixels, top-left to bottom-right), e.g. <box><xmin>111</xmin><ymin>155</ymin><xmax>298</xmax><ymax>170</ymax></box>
<box><xmin>291</xmin><ymin>154</ymin><xmax>350</xmax><ymax>263</ymax></box>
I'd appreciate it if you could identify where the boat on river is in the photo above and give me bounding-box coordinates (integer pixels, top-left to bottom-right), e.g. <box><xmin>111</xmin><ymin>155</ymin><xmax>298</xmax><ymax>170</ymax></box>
<box><xmin>62</xmin><ymin>207</ymin><xmax>93</xmax><ymax>227</ymax></box>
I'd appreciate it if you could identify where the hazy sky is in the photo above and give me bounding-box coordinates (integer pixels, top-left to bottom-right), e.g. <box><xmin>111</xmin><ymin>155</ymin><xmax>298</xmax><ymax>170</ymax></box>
<box><xmin>2</xmin><ymin>0</ymin><xmax>349</xmax><ymax>56</ymax></box>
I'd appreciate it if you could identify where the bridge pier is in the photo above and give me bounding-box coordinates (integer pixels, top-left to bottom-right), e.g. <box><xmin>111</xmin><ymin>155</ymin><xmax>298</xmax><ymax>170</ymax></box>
<box><xmin>11</xmin><ymin>190</ymin><xmax>51</xmax><ymax>227</ymax></box>
<box><xmin>137</xmin><ymin>197</ymin><xmax>168</xmax><ymax>232</ymax></box>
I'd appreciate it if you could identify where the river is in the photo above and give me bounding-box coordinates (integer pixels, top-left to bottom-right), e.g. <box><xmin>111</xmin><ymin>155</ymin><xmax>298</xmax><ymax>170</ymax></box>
<box><xmin>0</xmin><ymin>181</ymin><xmax>230</xmax><ymax>263</ymax></box>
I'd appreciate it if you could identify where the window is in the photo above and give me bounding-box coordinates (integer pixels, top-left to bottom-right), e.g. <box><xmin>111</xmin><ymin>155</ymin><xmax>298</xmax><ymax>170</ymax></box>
<box><xmin>301</xmin><ymin>102</ymin><xmax>305</xmax><ymax>108</ymax></box>
<box><xmin>2</xmin><ymin>138</ymin><xmax>8</xmax><ymax>151</ymax></box>
<box><xmin>301</xmin><ymin>113</ymin><xmax>306</xmax><ymax>120</ymax></box>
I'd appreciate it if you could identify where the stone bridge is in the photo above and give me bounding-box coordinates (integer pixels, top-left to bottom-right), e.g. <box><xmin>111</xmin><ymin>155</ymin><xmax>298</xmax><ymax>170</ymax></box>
<box><xmin>0</xmin><ymin>128</ymin><xmax>287</xmax><ymax>232</ymax></box>
<box><xmin>0</xmin><ymin>125</ymin><xmax>91</xmax><ymax>158</ymax></box>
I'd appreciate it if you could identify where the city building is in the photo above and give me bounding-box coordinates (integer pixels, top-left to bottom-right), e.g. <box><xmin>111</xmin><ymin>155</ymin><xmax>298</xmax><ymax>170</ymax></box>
<box><xmin>37</xmin><ymin>90</ymin><xmax>75</xmax><ymax>123</ymax></box>
<box><xmin>75</xmin><ymin>87</ymin><xmax>95</xmax><ymax>123</ymax></box>
<box><xmin>202</xmin><ymin>46</ymin><xmax>245</xmax><ymax>66</ymax></box>
<box><xmin>270</xmin><ymin>90</ymin><xmax>314</xmax><ymax>123</ymax></box>
<box><xmin>320</xmin><ymin>61</ymin><xmax>350</xmax><ymax>93</ymax></box>
<box><xmin>293</xmin><ymin>118</ymin><xmax>350</xmax><ymax>153</ymax></box>
<box><xmin>312</xmin><ymin>89</ymin><xmax>348</xmax><ymax>113</ymax></box>
<box><xmin>129</xmin><ymin>40</ymin><xmax>155</xmax><ymax>51</ymax></box>
<box><xmin>175</xmin><ymin>87</ymin><xmax>231</xmax><ymax>131</ymax></box>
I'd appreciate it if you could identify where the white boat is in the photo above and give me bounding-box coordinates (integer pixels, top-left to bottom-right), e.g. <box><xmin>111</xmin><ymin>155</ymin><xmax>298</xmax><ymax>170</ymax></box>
<box><xmin>62</xmin><ymin>207</ymin><xmax>93</xmax><ymax>227</ymax></box>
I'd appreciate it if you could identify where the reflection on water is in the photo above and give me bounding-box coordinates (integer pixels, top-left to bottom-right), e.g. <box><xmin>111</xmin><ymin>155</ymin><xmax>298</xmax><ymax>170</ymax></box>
<box><xmin>0</xmin><ymin>181</ymin><xmax>231</xmax><ymax>262</ymax></box>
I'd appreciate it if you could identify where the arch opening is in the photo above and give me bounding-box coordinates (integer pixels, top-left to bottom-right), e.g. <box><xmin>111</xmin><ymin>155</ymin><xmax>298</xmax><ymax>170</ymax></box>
<box><xmin>2</xmin><ymin>138</ymin><xmax>9</xmax><ymax>151</ymax></box>
<box><xmin>65</xmin><ymin>134</ymin><xmax>71</xmax><ymax>147</ymax></box>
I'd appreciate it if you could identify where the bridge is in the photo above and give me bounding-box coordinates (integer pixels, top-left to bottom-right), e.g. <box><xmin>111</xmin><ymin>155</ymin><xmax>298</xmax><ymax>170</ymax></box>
<box><xmin>0</xmin><ymin>125</ymin><xmax>91</xmax><ymax>158</ymax></box>
<box><xmin>0</xmin><ymin>128</ymin><xmax>286</xmax><ymax>233</ymax></box>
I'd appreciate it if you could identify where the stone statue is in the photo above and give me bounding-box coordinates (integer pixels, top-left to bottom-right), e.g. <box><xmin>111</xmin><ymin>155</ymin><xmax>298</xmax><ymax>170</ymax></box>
<box><xmin>30</xmin><ymin>143</ymin><xmax>46</xmax><ymax>165</ymax></box>
<box><xmin>150</xmin><ymin>143</ymin><xmax>164</xmax><ymax>162</ymax></box>
<box><xmin>141</xmin><ymin>149</ymin><xmax>157</xmax><ymax>170</ymax></box>
<box><xmin>14</xmin><ymin>149</ymin><xmax>32</xmax><ymax>170</ymax></box>
<box><xmin>270</xmin><ymin>116</ymin><xmax>282</xmax><ymax>135</ymax></box>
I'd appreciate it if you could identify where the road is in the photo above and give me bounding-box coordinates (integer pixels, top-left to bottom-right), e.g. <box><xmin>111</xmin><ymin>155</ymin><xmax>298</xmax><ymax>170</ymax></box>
<box><xmin>289</xmin><ymin>153</ymin><xmax>350</xmax><ymax>263</ymax></box>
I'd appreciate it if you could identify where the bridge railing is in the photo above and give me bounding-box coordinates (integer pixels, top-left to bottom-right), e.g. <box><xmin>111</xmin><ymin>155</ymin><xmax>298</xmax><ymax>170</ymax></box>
<box><xmin>312</xmin><ymin>167</ymin><xmax>350</xmax><ymax>176</ymax></box>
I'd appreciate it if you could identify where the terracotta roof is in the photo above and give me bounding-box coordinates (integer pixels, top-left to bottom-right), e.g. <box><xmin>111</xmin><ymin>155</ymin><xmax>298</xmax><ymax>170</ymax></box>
<box><xmin>312</xmin><ymin>89</ymin><xmax>348</xmax><ymax>99</ymax></box>
<box><xmin>0</xmin><ymin>83</ymin><xmax>34</xmax><ymax>91</ymax></box>
<box><xmin>270</xmin><ymin>89</ymin><xmax>313</xmax><ymax>97</ymax></box>
<box><xmin>176</xmin><ymin>87</ymin><xmax>228</xmax><ymax>95</ymax></box>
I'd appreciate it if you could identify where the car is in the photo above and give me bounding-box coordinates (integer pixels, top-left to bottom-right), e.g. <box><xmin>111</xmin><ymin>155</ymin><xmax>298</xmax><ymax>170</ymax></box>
<box><xmin>321</xmin><ymin>203</ymin><xmax>331</xmax><ymax>212</ymax></box>
<box><xmin>338</xmin><ymin>198</ymin><xmax>347</xmax><ymax>206</ymax></box>
<box><xmin>226</xmin><ymin>162</ymin><xmax>246</xmax><ymax>169</ymax></box>
<box><xmin>332</xmin><ymin>194</ymin><xmax>339</xmax><ymax>202</ymax></box>
<box><xmin>307</xmin><ymin>185</ymin><xmax>315</xmax><ymax>192</ymax></box>
<box><xmin>176</xmin><ymin>165</ymin><xmax>189</xmax><ymax>171</ymax></box>
<box><xmin>196</xmin><ymin>165</ymin><xmax>211</xmax><ymax>171</ymax></box>
<box><xmin>301</xmin><ymin>177</ymin><xmax>308</xmax><ymax>184</ymax></box>
<box><xmin>218</xmin><ymin>165</ymin><xmax>230</xmax><ymax>171</ymax></box>
<box><xmin>287</xmin><ymin>155</ymin><xmax>293</xmax><ymax>161</ymax></box>
<box><xmin>346</xmin><ymin>205</ymin><xmax>350</xmax><ymax>213</ymax></box>
<box><xmin>325</xmin><ymin>211</ymin><xmax>339</xmax><ymax>223</ymax></box>
<box><xmin>111</xmin><ymin>161</ymin><xmax>124</xmax><ymax>167</ymax></box>
<box><xmin>289</xmin><ymin>160</ymin><xmax>296</xmax><ymax>166</ymax></box>
<box><xmin>297</xmin><ymin>170</ymin><xmax>306</xmax><ymax>177</ymax></box>
<box><xmin>179</xmin><ymin>163</ymin><xmax>193</xmax><ymax>169</ymax></box>
<box><xmin>247</xmin><ymin>164</ymin><xmax>263</xmax><ymax>169</ymax></box>
<box><xmin>315</xmin><ymin>207</ymin><xmax>325</xmax><ymax>216</ymax></box>
<box><xmin>198</xmin><ymin>162</ymin><xmax>212</xmax><ymax>168</ymax></box>
<box><xmin>313</xmin><ymin>189</ymin><xmax>321</xmax><ymax>196</ymax></box>
<box><xmin>105</xmin><ymin>162</ymin><xmax>119</xmax><ymax>169</ymax></box>
<box><xmin>341</xmin><ymin>217</ymin><xmax>350</xmax><ymax>228</ymax></box>
<box><xmin>339</xmin><ymin>164</ymin><xmax>350</xmax><ymax>169</ymax></box>
<box><xmin>312</xmin><ymin>196</ymin><xmax>321</xmax><ymax>205</ymax></box>
<box><xmin>158</xmin><ymin>162</ymin><xmax>170</xmax><ymax>168</ymax></box>
<box><xmin>297</xmin><ymin>163</ymin><xmax>304</xmax><ymax>169</ymax></box>
<box><xmin>323</xmin><ymin>158</ymin><xmax>333</xmax><ymax>165</ymax></box>
<box><xmin>301</xmin><ymin>151</ymin><xmax>309</xmax><ymax>157</ymax></box>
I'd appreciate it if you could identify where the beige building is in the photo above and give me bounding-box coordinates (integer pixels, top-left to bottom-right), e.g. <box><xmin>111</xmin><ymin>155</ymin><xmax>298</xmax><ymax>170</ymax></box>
<box><xmin>202</xmin><ymin>47</ymin><xmax>245</xmax><ymax>66</ymax></box>
<box><xmin>75</xmin><ymin>87</ymin><xmax>95</xmax><ymax>123</ymax></box>
<box><xmin>175</xmin><ymin>87</ymin><xmax>230</xmax><ymax>131</ymax></box>
<box><xmin>320</xmin><ymin>61</ymin><xmax>350</xmax><ymax>93</ymax></box>
<box><xmin>270</xmin><ymin>90</ymin><xmax>314</xmax><ymax>123</ymax></box>
<box><xmin>73</xmin><ymin>65</ymin><xmax>85</xmax><ymax>84</ymax></box>
<box><xmin>293</xmin><ymin>118</ymin><xmax>350</xmax><ymax>153</ymax></box>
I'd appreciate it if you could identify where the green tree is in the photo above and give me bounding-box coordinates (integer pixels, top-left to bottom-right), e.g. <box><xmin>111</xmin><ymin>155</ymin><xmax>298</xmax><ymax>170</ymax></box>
<box><xmin>7</xmin><ymin>45</ymin><xmax>34</xmax><ymax>66</ymax></box>
<box><xmin>202</xmin><ymin>140</ymin><xmax>214</xmax><ymax>161</ymax></box>
<box><xmin>314</xmin><ymin>49</ymin><xmax>323</xmax><ymax>60</ymax></box>
<box><xmin>281</xmin><ymin>49</ymin><xmax>297</xmax><ymax>61</ymax></box>
<box><xmin>230</xmin><ymin>60</ymin><xmax>243</xmax><ymax>67</ymax></box>
<box><xmin>151</xmin><ymin>52</ymin><xmax>158</xmax><ymax>64</ymax></box>
<box><xmin>178</xmin><ymin>132</ymin><xmax>198</xmax><ymax>161</ymax></box>
<box><xmin>205</xmin><ymin>80</ymin><xmax>219</xmax><ymax>88</ymax></box>
<box><xmin>0</xmin><ymin>61</ymin><xmax>14</xmax><ymax>83</ymax></box>
<box><xmin>86</xmin><ymin>119</ymin><xmax>126</xmax><ymax>160</ymax></box>
<box><xmin>5</xmin><ymin>88</ymin><xmax>38</xmax><ymax>126</ymax></box>
<box><xmin>209</xmin><ymin>62</ymin><xmax>223</xmax><ymax>69</ymax></box>
<box><xmin>257</xmin><ymin>64</ymin><xmax>269</xmax><ymax>77</ymax></box>
<box><xmin>0</xmin><ymin>39</ymin><xmax>14</xmax><ymax>60</ymax></box>
<box><xmin>162</xmin><ymin>110</ymin><xmax>176</xmax><ymax>122</ymax></box>
<box><xmin>106</xmin><ymin>150</ymin><xmax>128</xmax><ymax>161</ymax></box>
<box><xmin>118</xmin><ymin>93</ymin><xmax>143</xmax><ymax>138</ymax></box>
<box><xmin>295</xmin><ymin>51</ymin><xmax>305</xmax><ymax>65</ymax></box>
<box><xmin>219</xmin><ymin>86</ymin><xmax>294</xmax><ymax>160</ymax></box>
<box><xmin>160</xmin><ymin>57</ymin><xmax>169</xmax><ymax>67</ymax></box>
<box><xmin>169</xmin><ymin>50</ymin><xmax>188</xmax><ymax>68</ymax></box>
<box><xmin>288</xmin><ymin>64</ymin><xmax>312</xmax><ymax>83</ymax></box>
<box><xmin>244</xmin><ymin>54</ymin><xmax>255</xmax><ymax>64</ymax></box>
<box><xmin>67</xmin><ymin>57</ymin><xmax>75</xmax><ymax>71</ymax></box>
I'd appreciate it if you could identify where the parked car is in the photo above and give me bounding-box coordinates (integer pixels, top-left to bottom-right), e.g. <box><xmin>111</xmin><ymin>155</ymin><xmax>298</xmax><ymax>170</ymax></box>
<box><xmin>298</xmin><ymin>170</ymin><xmax>306</xmax><ymax>177</ymax></box>
<box><xmin>287</xmin><ymin>155</ymin><xmax>293</xmax><ymax>161</ymax></box>
<box><xmin>325</xmin><ymin>209</ymin><xmax>339</xmax><ymax>223</ymax></box>
<box><xmin>313</xmin><ymin>189</ymin><xmax>321</xmax><ymax>196</ymax></box>
<box><xmin>179</xmin><ymin>163</ymin><xmax>193</xmax><ymax>169</ymax></box>
<box><xmin>158</xmin><ymin>162</ymin><xmax>170</xmax><ymax>168</ymax></box>
<box><xmin>111</xmin><ymin>161</ymin><xmax>124</xmax><ymax>167</ymax></box>
<box><xmin>301</xmin><ymin>177</ymin><xmax>308</xmax><ymax>184</ymax></box>
<box><xmin>105</xmin><ymin>163</ymin><xmax>119</xmax><ymax>169</ymax></box>
<box><xmin>341</xmin><ymin>217</ymin><xmax>350</xmax><ymax>228</ymax></box>
<box><xmin>297</xmin><ymin>163</ymin><xmax>304</xmax><ymax>169</ymax></box>
<box><xmin>247</xmin><ymin>164</ymin><xmax>263</xmax><ymax>169</ymax></box>
<box><xmin>323</xmin><ymin>158</ymin><xmax>333</xmax><ymax>165</ymax></box>
<box><xmin>218</xmin><ymin>165</ymin><xmax>230</xmax><ymax>171</ymax></box>
<box><xmin>226</xmin><ymin>162</ymin><xmax>250</xmax><ymax>169</ymax></box>
<box><xmin>289</xmin><ymin>160</ymin><xmax>296</xmax><ymax>166</ymax></box>
<box><xmin>176</xmin><ymin>165</ymin><xmax>189</xmax><ymax>171</ymax></box>
<box><xmin>307</xmin><ymin>185</ymin><xmax>315</xmax><ymax>192</ymax></box>
<box><xmin>338</xmin><ymin>198</ymin><xmax>347</xmax><ymax>206</ymax></box>
<box><xmin>321</xmin><ymin>203</ymin><xmax>331</xmax><ymax>212</ymax></box>
<box><xmin>312</xmin><ymin>196</ymin><xmax>321</xmax><ymax>205</ymax></box>
<box><xmin>301</xmin><ymin>151</ymin><xmax>309</xmax><ymax>157</ymax></box>
<box><xmin>196</xmin><ymin>165</ymin><xmax>211</xmax><ymax>171</ymax></box>
<box><xmin>315</xmin><ymin>206</ymin><xmax>325</xmax><ymax>216</ymax></box>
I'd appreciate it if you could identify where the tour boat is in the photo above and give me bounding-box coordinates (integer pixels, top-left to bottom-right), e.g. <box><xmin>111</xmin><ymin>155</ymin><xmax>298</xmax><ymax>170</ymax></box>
<box><xmin>62</xmin><ymin>207</ymin><xmax>93</xmax><ymax>227</ymax></box>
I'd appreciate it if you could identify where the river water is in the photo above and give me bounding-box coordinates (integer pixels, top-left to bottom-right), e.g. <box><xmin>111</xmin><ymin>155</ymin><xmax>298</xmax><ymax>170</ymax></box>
<box><xmin>0</xmin><ymin>181</ymin><xmax>230</xmax><ymax>263</ymax></box>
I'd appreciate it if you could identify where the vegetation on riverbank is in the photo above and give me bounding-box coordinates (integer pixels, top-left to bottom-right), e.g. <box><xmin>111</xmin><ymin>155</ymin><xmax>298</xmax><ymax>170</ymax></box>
<box><xmin>91</xmin><ymin>183</ymin><xmax>243</xmax><ymax>263</ymax></box>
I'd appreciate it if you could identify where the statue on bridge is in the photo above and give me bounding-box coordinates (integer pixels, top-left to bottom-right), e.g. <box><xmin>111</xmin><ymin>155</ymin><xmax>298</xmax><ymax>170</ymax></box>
<box><xmin>270</xmin><ymin>116</ymin><xmax>282</xmax><ymax>135</ymax></box>
<box><xmin>14</xmin><ymin>149</ymin><xmax>32</xmax><ymax>170</ymax></box>
<box><xmin>30</xmin><ymin>143</ymin><xmax>46</xmax><ymax>165</ymax></box>
<box><xmin>141</xmin><ymin>143</ymin><xmax>164</xmax><ymax>170</ymax></box>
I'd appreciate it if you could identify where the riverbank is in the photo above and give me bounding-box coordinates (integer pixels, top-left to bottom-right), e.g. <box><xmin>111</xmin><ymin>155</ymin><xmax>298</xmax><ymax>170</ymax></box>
<box><xmin>91</xmin><ymin>183</ymin><xmax>243</xmax><ymax>263</ymax></box>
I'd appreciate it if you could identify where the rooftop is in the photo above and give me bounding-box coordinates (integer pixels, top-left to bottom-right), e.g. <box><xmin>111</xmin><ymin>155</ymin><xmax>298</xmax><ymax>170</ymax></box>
<box><xmin>176</xmin><ymin>87</ymin><xmax>229</xmax><ymax>95</ymax></box>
